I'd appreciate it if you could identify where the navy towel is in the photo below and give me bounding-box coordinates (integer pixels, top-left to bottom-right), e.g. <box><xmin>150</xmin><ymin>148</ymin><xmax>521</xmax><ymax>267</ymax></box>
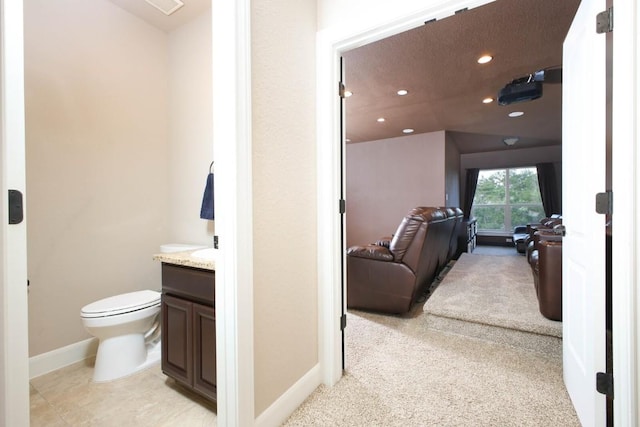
<box><xmin>200</xmin><ymin>173</ymin><xmax>214</xmax><ymax>220</ymax></box>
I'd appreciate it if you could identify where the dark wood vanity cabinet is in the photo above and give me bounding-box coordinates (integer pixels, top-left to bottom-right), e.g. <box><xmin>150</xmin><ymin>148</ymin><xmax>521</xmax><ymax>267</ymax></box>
<box><xmin>161</xmin><ymin>263</ymin><xmax>216</xmax><ymax>402</ymax></box>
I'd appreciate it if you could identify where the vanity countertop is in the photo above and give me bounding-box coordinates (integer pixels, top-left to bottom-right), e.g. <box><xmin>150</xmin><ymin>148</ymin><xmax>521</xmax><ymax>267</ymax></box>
<box><xmin>153</xmin><ymin>250</ymin><xmax>215</xmax><ymax>271</ymax></box>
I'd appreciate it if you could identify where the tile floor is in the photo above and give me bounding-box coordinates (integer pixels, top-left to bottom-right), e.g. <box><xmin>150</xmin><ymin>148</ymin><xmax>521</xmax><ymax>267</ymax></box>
<box><xmin>30</xmin><ymin>358</ymin><xmax>216</xmax><ymax>427</ymax></box>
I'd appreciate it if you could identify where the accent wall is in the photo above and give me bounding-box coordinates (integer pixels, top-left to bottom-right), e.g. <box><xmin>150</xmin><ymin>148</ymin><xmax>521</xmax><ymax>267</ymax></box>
<box><xmin>346</xmin><ymin>131</ymin><xmax>451</xmax><ymax>248</ymax></box>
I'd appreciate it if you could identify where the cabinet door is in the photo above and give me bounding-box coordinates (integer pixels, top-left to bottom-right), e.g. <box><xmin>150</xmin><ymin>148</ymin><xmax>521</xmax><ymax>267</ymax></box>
<box><xmin>161</xmin><ymin>294</ymin><xmax>193</xmax><ymax>387</ymax></box>
<box><xmin>193</xmin><ymin>303</ymin><xmax>216</xmax><ymax>401</ymax></box>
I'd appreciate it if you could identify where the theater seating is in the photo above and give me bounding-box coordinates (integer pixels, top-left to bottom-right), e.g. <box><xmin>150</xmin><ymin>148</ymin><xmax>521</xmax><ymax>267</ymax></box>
<box><xmin>528</xmin><ymin>230</ymin><xmax>563</xmax><ymax>321</ymax></box>
<box><xmin>514</xmin><ymin>216</ymin><xmax>562</xmax><ymax>255</ymax></box>
<box><xmin>444</xmin><ymin>207</ymin><xmax>464</xmax><ymax>264</ymax></box>
<box><xmin>346</xmin><ymin>207</ymin><xmax>460</xmax><ymax>314</ymax></box>
<box><xmin>534</xmin><ymin>240</ymin><xmax>563</xmax><ymax>320</ymax></box>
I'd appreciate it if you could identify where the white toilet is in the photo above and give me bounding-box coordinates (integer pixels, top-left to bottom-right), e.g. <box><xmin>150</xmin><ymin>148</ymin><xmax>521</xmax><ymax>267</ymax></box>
<box><xmin>80</xmin><ymin>290</ymin><xmax>162</xmax><ymax>382</ymax></box>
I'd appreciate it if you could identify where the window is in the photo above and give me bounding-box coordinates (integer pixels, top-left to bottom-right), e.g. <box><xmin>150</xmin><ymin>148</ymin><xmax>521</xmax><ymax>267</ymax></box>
<box><xmin>471</xmin><ymin>167</ymin><xmax>545</xmax><ymax>232</ymax></box>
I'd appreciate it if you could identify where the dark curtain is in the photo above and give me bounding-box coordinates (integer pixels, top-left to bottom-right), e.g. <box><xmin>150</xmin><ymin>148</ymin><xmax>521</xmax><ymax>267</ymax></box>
<box><xmin>536</xmin><ymin>162</ymin><xmax>561</xmax><ymax>217</ymax></box>
<box><xmin>462</xmin><ymin>168</ymin><xmax>479</xmax><ymax>219</ymax></box>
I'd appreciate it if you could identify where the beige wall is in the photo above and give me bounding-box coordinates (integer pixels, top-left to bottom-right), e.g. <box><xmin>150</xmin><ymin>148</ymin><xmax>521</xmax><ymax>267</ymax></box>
<box><xmin>167</xmin><ymin>11</ymin><xmax>214</xmax><ymax>246</ymax></box>
<box><xmin>319</xmin><ymin>0</ymin><xmax>493</xmax><ymax>31</ymax></box>
<box><xmin>251</xmin><ymin>0</ymin><xmax>318</xmax><ymax>416</ymax></box>
<box><xmin>24</xmin><ymin>0</ymin><xmax>212</xmax><ymax>357</ymax></box>
<box><xmin>346</xmin><ymin>131</ymin><xmax>446</xmax><ymax>247</ymax></box>
<box><xmin>24</xmin><ymin>0</ymin><xmax>170</xmax><ymax>356</ymax></box>
<box><xmin>318</xmin><ymin>0</ymin><xmax>453</xmax><ymax>30</ymax></box>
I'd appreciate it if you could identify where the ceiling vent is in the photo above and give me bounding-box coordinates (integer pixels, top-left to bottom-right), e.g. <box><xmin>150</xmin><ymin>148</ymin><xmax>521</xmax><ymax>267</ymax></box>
<box><xmin>145</xmin><ymin>0</ymin><xmax>184</xmax><ymax>16</ymax></box>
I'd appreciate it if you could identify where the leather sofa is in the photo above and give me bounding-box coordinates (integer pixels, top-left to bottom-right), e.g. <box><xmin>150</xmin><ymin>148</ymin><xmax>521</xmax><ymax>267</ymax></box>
<box><xmin>346</xmin><ymin>207</ymin><xmax>460</xmax><ymax>314</ymax></box>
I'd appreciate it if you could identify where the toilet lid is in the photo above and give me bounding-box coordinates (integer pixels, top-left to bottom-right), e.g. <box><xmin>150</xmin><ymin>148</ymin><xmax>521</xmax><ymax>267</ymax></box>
<box><xmin>81</xmin><ymin>290</ymin><xmax>161</xmax><ymax>318</ymax></box>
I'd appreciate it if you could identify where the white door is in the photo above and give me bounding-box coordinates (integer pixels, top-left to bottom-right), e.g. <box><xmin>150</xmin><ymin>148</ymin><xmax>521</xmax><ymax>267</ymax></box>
<box><xmin>562</xmin><ymin>0</ymin><xmax>607</xmax><ymax>425</ymax></box>
<box><xmin>1</xmin><ymin>0</ymin><xmax>30</xmax><ymax>425</ymax></box>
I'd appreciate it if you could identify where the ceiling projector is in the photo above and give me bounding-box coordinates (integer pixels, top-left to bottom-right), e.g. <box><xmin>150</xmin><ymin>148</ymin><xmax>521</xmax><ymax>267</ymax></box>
<box><xmin>497</xmin><ymin>79</ymin><xmax>542</xmax><ymax>106</ymax></box>
<box><xmin>497</xmin><ymin>68</ymin><xmax>561</xmax><ymax>106</ymax></box>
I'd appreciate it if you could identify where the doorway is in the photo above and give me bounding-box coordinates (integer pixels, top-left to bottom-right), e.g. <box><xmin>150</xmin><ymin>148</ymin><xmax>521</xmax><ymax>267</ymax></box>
<box><xmin>339</xmin><ymin>0</ymin><xmax>575</xmax><ymax>356</ymax></box>
<box><xmin>318</xmin><ymin>0</ymin><xmax>628</xmax><ymax>424</ymax></box>
<box><xmin>22</xmin><ymin>0</ymin><xmax>215</xmax><ymax>421</ymax></box>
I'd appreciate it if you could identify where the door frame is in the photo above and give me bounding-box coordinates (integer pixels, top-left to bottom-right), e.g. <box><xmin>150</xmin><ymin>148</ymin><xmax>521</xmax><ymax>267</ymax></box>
<box><xmin>0</xmin><ymin>1</ymin><xmax>257</xmax><ymax>425</ymax></box>
<box><xmin>610</xmin><ymin>0</ymin><xmax>639</xmax><ymax>424</ymax></box>
<box><xmin>1</xmin><ymin>0</ymin><xmax>30</xmax><ymax>425</ymax></box>
<box><xmin>211</xmin><ymin>0</ymin><xmax>255</xmax><ymax>425</ymax></box>
<box><xmin>316</xmin><ymin>0</ymin><xmax>639</xmax><ymax>424</ymax></box>
<box><xmin>316</xmin><ymin>0</ymin><xmax>497</xmax><ymax>386</ymax></box>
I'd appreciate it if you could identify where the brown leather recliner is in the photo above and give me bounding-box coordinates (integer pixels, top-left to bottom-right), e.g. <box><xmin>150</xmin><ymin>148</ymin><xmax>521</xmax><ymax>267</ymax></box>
<box><xmin>347</xmin><ymin>207</ymin><xmax>452</xmax><ymax>314</ymax></box>
<box><xmin>527</xmin><ymin>229</ymin><xmax>561</xmax><ymax>283</ymax></box>
<box><xmin>446</xmin><ymin>208</ymin><xmax>464</xmax><ymax>261</ymax></box>
<box><xmin>529</xmin><ymin>236</ymin><xmax>563</xmax><ymax>321</ymax></box>
<box><xmin>525</xmin><ymin>217</ymin><xmax>563</xmax><ymax>254</ymax></box>
<box><xmin>526</xmin><ymin>227</ymin><xmax>562</xmax><ymax>264</ymax></box>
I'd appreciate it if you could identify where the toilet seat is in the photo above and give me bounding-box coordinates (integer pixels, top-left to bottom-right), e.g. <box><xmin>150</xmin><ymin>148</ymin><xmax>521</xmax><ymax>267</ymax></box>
<box><xmin>81</xmin><ymin>290</ymin><xmax>161</xmax><ymax>318</ymax></box>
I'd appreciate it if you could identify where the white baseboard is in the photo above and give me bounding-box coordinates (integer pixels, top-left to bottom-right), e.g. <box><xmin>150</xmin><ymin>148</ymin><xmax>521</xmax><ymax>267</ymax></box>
<box><xmin>254</xmin><ymin>363</ymin><xmax>322</xmax><ymax>427</ymax></box>
<box><xmin>29</xmin><ymin>337</ymin><xmax>98</xmax><ymax>379</ymax></box>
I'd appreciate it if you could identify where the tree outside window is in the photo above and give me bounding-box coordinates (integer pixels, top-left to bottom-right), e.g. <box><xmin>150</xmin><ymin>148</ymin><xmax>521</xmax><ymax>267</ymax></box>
<box><xmin>472</xmin><ymin>167</ymin><xmax>545</xmax><ymax>232</ymax></box>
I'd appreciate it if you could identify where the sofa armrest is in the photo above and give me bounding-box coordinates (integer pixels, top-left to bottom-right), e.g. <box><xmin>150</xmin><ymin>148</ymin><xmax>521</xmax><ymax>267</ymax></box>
<box><xmin>347</xmin><ymin>245</ymin><xmax>394</xmax><ymax>261</ymax></box>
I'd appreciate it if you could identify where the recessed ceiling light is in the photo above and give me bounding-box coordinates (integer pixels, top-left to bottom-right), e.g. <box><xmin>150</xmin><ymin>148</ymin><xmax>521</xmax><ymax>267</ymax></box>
<box><xmin>503</xmin><ymin>137</ymin><xmax>519</xmax><ymax>146</ymax></box>
<box><xmin>377</xmin><ymin>117</ymin><xmax>386</xmax><ymax>123</ymax></box>
<box><xmin>477</xmin><ymin>55</ymin><xmax>493</xmax><ymax>64</ymax></box>
<box><xmin>397</xmin><ymin>89</ymin><xmax>409</xmax><ymax>96</ymax></box>
<box><xmin>402</xmin><ymin>129</ymin><xmax>414</xmax><ymax>134</ymax></box>
<box><xmin>344</xmin><ymin>90</ymin><xmax>353</xmax><ymax>97</ymax></box>
<box><xmin>482</xmin><ymin>97</ymin><xmax>493</xmax><ymax>104</ymax></box>
<box><xmin>508</xmin><ymin>111</ymin><xmax>524</xmax><ymax>118</ymax></box>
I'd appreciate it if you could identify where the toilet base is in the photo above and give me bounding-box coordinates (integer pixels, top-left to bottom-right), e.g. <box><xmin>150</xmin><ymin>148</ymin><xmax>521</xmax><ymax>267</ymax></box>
<box><xmin>92</xmin><ymin>334</ymin><xmax>161</xmax><ymax>382</ymax></box>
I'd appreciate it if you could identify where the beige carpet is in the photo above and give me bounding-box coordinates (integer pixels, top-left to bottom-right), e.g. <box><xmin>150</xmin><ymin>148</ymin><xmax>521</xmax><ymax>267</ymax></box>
<box><xmin>283</xmin><ymin>253</ymin><xmax>577</xmax><ymax>425</ymax></box>
<box><xmin>423</xmin><ymin>253</ymin><xmax>562</xmax><ymax>357</ymax></box>
<box><xmin>284</xmin><ymin>310</ymin><xmax>579</xmax><ymax>426</ymax></box>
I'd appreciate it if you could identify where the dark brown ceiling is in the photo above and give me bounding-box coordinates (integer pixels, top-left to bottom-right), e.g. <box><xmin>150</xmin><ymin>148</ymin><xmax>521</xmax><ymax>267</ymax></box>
<box><xmin>342</xmin><ymin>0</ymin><xmax>581</xmax><ymax>154</ymax></box>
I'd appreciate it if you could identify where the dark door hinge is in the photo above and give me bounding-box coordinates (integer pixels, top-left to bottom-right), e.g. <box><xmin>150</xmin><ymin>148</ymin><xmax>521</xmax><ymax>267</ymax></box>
<box><xmin>595</xmin><ymin>191</ymin><xmax>613</xmax><ymax>215</ymax></box>
<box><xmin>8</xmin><ymin>189</ymin><xmax>24</xmax><ymax>225</ymax></box>
<box><xmin>213</xmin><ymin>235</ymin><xmax>219</xmax><ymax>249</ymax></box>
<box><xmin>340</xmin><ymin>314</ymin><xmax>347</xmax><ymax>330</ymax></box>
<box><xmin>339</xmin><ymin>81</ymin><xmax>346</xmax><ymax>99</ymax></box>
<box><xmin>339</xmin><ymin>199</ymin><xmax>346</xmax><ymax>214</ymax></box>
<box><xmin>596</xmin><ymin>372</ymin><xmax>614</xmax><ymax>398</ymax></box>
<box><xmin>596</xmin><ymin>7</ymin><xmax>613</xmax><ymax>34</ymax></box>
